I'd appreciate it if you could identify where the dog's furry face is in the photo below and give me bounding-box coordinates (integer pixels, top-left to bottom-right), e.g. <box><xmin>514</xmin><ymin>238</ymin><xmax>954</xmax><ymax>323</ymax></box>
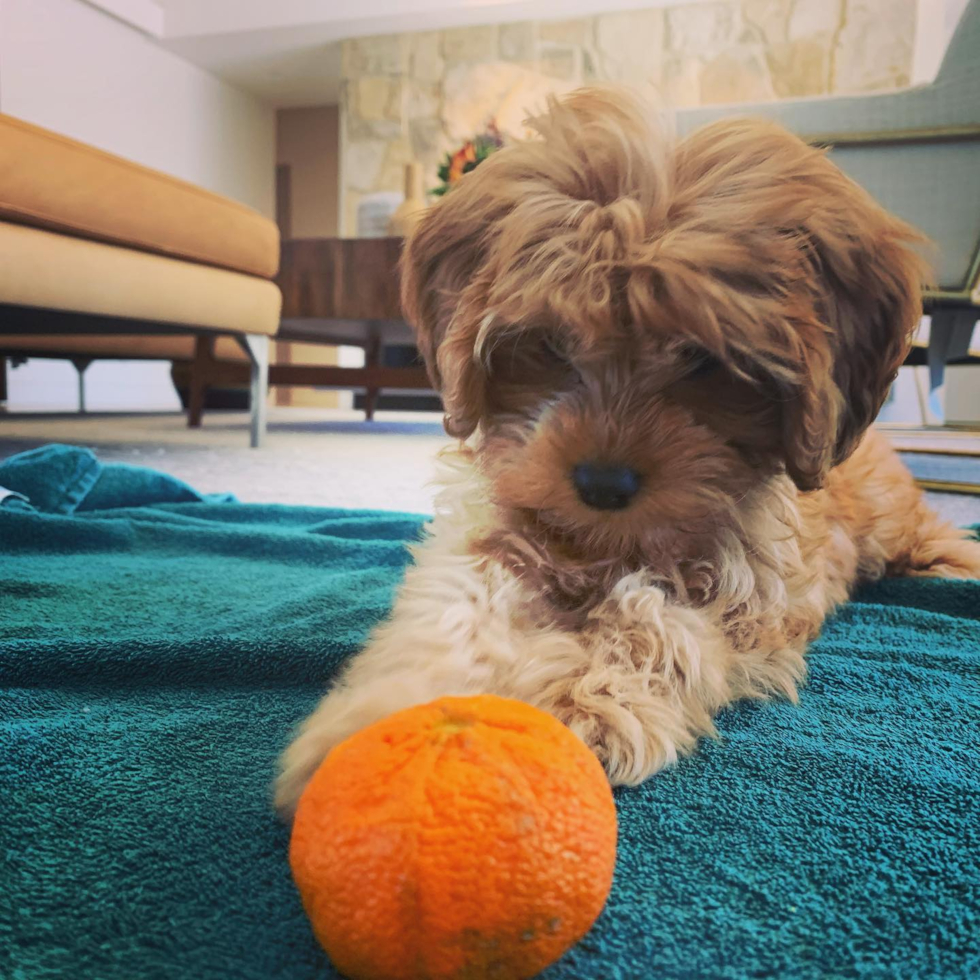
<box><xmin>402</xmin><ymin>89</ymin><xmax>927</xmax><ymax>565</ymax></box>
<box><xmin>475</xmin><ymin>330</ymin><xmax>780</xmax><ymax>562</ymax></box>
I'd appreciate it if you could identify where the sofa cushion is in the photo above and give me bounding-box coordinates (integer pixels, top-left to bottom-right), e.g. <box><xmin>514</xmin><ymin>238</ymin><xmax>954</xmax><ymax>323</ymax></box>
<box><xmin>0</xmin><ymin>114</ymin><xmax>279</xmax><ymax>279</ymax></box>
<box><xmin>0</xmin><ymin>222</ymin><xmax>280</xmax><ymax>336</ymax></box>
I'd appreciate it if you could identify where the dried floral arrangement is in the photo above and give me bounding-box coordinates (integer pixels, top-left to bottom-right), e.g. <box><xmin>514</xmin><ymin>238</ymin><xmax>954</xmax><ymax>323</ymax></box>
<box><xmin>433</xmin><ymin>122</ymin><xmax>504</xmax><ymax>196</ymax></box>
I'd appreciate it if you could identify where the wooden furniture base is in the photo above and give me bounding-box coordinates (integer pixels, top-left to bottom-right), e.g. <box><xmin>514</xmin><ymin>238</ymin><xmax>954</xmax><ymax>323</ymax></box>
<box><xmin>184</xmin><ymin>356</ymin><xmax>428</xmax><ymax>402</ymax></box>
<box><xmin>277</xmin><ymin>237</ymin><xmax>432</xmax><ymax>420</ymax></box>
<box><xmin>187</xmin><ymin>336</ymin><xmax>215</xmax><ymax>428</ymax></box>
<box><xmin>182</xmin><ymin>238</ymin><xmax>435</xmax><ymax>425</ymax></box>
<box><xmin>0</xmin><ymin>304</ymin><xmax>271</xmax><ymax>447</ymax></box>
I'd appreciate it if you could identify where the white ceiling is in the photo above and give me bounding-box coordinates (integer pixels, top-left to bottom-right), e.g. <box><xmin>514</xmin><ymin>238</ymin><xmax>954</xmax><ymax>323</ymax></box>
<box><xmin>89</xmin><ymin>0</ymin><xmax>705</xmax><ymax>107</ymax></box>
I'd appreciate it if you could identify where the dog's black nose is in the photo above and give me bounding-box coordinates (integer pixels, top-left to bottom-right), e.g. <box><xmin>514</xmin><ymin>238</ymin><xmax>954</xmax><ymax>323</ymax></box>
<box><xmin>572</xmin><ymin>464</ymin><xmax>642</xmax><ymax>510</ymax></box>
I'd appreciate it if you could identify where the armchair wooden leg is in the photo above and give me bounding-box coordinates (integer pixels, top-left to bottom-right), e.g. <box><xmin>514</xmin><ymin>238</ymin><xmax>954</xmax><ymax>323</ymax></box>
<box><xmin>927</xmin><ymin>308</ymin><xmax>977</xmax><ymax>422</ymax></box>
<box><xmin>364</xmin><ymin>335</ymin><xmax>382</xmax><ymax>422</ymax></box>
<box><xmin>70</xmin><ymin>357</ymin><xmax>93</xmax><ymax>414</ymax></box>
<box><xmin>188</xmin><ymin>336</ymin><xmax>215</xmax><ymax>428</ymax></box>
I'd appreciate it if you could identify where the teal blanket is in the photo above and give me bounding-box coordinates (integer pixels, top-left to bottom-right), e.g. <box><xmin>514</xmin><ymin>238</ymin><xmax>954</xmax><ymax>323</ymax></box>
<box><xmin>1</xmin><ymin>445</ymin><xmax>978</xmax><ymax>980</ymax></box>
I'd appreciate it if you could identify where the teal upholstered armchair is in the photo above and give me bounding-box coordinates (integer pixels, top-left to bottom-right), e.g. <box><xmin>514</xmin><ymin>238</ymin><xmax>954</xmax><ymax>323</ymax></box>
<box><xmin>678</xmin><ymin>0</ymin><xmax>980</xmax><ymax>422</ymax></box>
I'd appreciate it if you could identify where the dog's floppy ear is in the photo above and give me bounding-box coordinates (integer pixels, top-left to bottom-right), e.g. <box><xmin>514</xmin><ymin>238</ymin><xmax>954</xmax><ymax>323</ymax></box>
<box><xmin>675</xmin><ymin>119</ymin><xmax>929</xmax><ymax>490</ymax></box>
<box><xmin>801</xmin><ymin>166</ymin><xmax>930</xmax><ymax>480</ymax></box>
<box><xmin>400</xmin><ymin>172</ymin><xmax>503</xmax><ymax>439</ymax></box>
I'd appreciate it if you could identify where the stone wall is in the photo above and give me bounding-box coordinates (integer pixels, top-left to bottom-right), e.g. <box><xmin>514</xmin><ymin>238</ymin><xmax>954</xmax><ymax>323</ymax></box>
<box><xmin>340</xmin><ymin>0</ymin><xmax>917</xmax><ymax>234</ymax></box>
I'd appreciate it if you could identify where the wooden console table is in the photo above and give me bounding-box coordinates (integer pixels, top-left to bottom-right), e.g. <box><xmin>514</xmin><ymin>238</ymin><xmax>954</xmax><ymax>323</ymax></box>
<box><xmin>186</xmin><ymin>237</ymin><xmax>433</xmax><ymax>425</ymax></box>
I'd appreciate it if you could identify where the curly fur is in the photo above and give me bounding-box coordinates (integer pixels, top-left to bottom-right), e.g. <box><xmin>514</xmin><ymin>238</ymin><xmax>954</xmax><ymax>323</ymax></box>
<box><xmin>276</xmin><ymin>88</ymin><xmax>980</xmax><ymax>816</ymax></box>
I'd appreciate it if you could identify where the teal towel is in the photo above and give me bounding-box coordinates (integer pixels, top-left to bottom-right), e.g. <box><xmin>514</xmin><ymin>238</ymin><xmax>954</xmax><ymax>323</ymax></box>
<box><xmin>1</xmin><ymin>446</ymin><xmax>978</xmax><ymax>980</ymax></box>
<box><xmin>0</xmin><ymin>443</ymin><xmax>236</xmax><ymax>515</ymax></box>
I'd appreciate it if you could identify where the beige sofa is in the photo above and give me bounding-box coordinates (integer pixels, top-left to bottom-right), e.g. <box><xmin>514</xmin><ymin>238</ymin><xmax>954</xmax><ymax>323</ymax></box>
<box><xmin>0</xmin><ymin>113</ymin><xmax>282</xmax><ymax>446</ymax></box>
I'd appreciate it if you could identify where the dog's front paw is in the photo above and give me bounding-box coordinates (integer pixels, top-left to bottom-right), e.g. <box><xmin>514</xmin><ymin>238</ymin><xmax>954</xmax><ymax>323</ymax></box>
<box><xmin>274</xmin><ymin>670</ymin><xmax>446</xmax><ymax>819</ymax></box>
<box><xmin>909</xmin><ymin>536</ymin><xmax>980</xmax><ymax>580</ymax></box>
<box><xmin>550</xmin><ymin>691</ymin><xmax>698</xmax><ymax>787</ymax></box>
<box><xmin>274</xmin><ymin>699</ymin><xmax>353</xmax><ymax>819</ymax></box>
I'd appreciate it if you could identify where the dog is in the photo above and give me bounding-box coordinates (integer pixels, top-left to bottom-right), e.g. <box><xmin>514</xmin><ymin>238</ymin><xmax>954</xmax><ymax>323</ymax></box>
<box><xmin>276</xmin><ymin>88</ymin><xmax>980</xmax><ymax>816</ymax></box>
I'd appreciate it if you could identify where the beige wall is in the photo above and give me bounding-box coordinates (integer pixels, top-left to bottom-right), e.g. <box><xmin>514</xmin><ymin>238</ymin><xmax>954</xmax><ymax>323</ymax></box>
<box><xmin>0</xmin><ymin>0</ymin><xmax>276</xmax><ymax>217</ymax></box>
<box><xmin>340</xmin><ymin>0</ymin><xmax>920</xmax><ymax>233</ymax></box>
<box><xmin>276</xmin><ymin>105</ymin><xmax>340</xmax><ymax>237</ymax></box>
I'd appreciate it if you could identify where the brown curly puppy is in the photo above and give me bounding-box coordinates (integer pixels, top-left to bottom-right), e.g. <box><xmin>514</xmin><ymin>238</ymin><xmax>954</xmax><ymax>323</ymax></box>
<box><xmin>276</xmin><ymin>89</ymin><xmax>980</xmax><ymax>816</ymax></box>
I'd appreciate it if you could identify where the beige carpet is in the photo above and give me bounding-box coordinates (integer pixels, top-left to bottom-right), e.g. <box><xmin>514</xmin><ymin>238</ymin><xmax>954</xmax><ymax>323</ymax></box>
<box><xmin>0</xmin><ymin>409</ymin><xmax>451</xmax><ymax>513</ymax></box>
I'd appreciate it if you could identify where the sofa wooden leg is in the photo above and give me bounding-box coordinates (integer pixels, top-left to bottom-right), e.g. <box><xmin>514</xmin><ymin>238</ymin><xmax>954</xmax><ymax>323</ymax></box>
<box><xmin>188</xmin><ymin>336</ymin><xmax>214</xmax><ymax>428</ymax></box>
<box><xmin>364</xmin><ymin>335</ymin><xmax>382</xmax><ymax>422</ymax></box>
<box><xmin>364</xmin><ymin>388</ymin><xmax>380</xmax><ymax>422</ymax></box>
<box><xmin>0</xmin><ymin>357</ymin><xmax>7</xmax><ymax>407</ymax></box>
<box><xmin>70</xmin><ymin>357</ymin><xmax>93</xmax><ymax>414</ymax></box>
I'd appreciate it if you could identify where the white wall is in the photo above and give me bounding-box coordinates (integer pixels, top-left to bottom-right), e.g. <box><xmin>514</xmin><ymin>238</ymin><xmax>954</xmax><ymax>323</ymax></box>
<box><xmin>5</xmin><ymin>360</ymin><xmax>182</xmax><ymax>413</ymax></box>
<box><xmin>0</xmin><ymin>0</ymin><xmax>275</xmax><ymax>216</ymax></box>
<box><xmin>0</xmin><ymin>0</ymin><xmax>276</xmax><ymax>414</ymax></box>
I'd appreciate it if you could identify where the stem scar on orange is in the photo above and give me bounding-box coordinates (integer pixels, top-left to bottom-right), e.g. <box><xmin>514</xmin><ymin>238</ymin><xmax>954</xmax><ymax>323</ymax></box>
<box><xmin>289</xmin><ymin>695</ymin><xmax>618</xmax><ymax>980</ymax></box>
